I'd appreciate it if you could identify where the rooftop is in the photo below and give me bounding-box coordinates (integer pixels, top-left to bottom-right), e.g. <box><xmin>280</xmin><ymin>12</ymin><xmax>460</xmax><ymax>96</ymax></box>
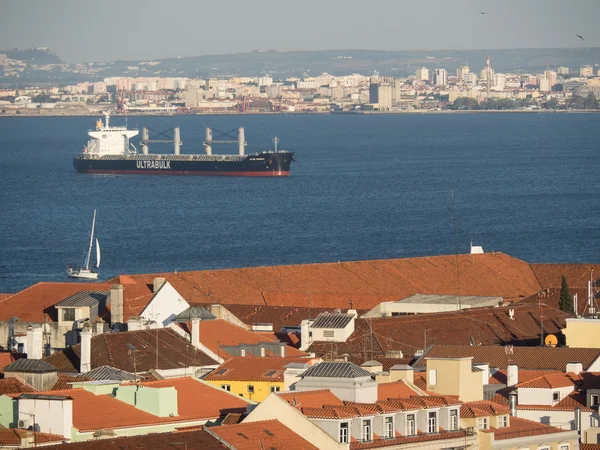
<box><xmin>0</xmin><ymin>429</ymin><xmax>65</xmax><ymax>447</ymax></box>
<box><xmin>302</xmin><ymin>361</ymin><xmax>372</xmax><ymax>378</ymax></box>
<box><xmin>174</xmin><ymin>306</ymin><xmax>216</xmax><ymax>322</ymax></box>
<box><xmin>54</xmin><ymin>290</ymin><xmax>108</xmax><ymax>308</ymax></box>
<box><xmin>485</xmin><ymin>416</ymin><xmax>568</xmax><ymax>440</ymax></box>
<box><xmin>311</xmin><ymin>312</ymin><xmax>354</xmax><ymax>329</ymax></box>
<box><xmin>110</xmin><ymin>253</ymin><xmax>543</xmax><ymax>310</ymax></box>
<box><xmin>43</xmin><ymin>328</ymin><xmax>218</xmax><ymax>373</ymax></box>
<box><xmin>377</xmin><ymin>380</ymin><xmax>423</xmax><ymax>401</ymax></box>
<box><xmin>460</xmin><ymin>400</ymin><xmax>510</xmax><ymax>418</ymax></box>
<box><xmin>396</xmin><ymin>294</ymin><xmax>502</xmax><ymax>305</ymax></box>
<box><xmin>4</xmin><ymin>358</ymin><xmax>57</xmax><ymax>374</ymax></box>
<box><xmin>516</xmin><ymin>372</ymin><xmax>579</xmax><ymax>389</ymax></box>
<box><xmin>208</xmin><ymin>419</ymin><xmax>319</xmax><ymax>450</ymax></box>
<box><xmin>203</xmin><ymin>357</ymin><xmax>316</xmax><ymax>382</ymax></box>
<box><xmin>0</xmin><ymin>376</ymin><xmax>38</xmax><ymax>395</ymax></box>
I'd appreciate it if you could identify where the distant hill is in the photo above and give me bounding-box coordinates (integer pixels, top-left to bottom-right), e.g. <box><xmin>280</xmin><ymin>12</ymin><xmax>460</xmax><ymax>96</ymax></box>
<box><xmin>0</xmin><ymin>47</ymin><xmax>62</xmax><ymax>64</ymax></box>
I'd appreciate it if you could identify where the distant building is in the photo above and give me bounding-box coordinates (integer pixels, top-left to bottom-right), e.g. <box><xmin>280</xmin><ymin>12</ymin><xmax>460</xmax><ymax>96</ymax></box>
<box><xmin>493</xmin><ymin>73</ymin><xmax>506</xmax><ymax>91</ymax></box>
<box><xmin>580</xmin><ymin>65</ymin><xmax>594</xmax><ymax>77</ymax></box>
<box><xmin>416</xmin><ymin>67</ymin><xmax>429</xmax><ymax>81</ymax></box>
<box><xmin>464</xmin><ymin>72</ymin><xmax>478</xmax><ymax>85</ymax></box>
<box><xmin>545</xmin><ymin>70</ymin><xmax>558</xmax><ymax>86</ymax></box>
<box><xmin>433</xmin><ymin>68</ymin><xmax>448</xmax><ymax>86</ymax></box>
<box><xmin>456</xmin><ymin>65</ymin><xmax>470</xmax><ymax>81</ymax></box>
<box><xmin>369</xmin><ymin>77</ymin><xmax>400</xmax><ymax>110</ymax></box>
<box><xmin>539</xmin><ymin>77</ymin><xmax>551</xmax><ymax>92</ymax></box>
<box><xmin>558</xmin><ymin>66</ymin><xmax>570</xmax><ymax>75</ymax></box>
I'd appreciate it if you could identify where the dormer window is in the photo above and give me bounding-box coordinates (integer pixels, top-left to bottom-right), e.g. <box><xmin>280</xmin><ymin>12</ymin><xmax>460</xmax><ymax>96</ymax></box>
<box><xmin>62</xmin><ymin>308</ymin><xmax>75</xmax><ymax>321</ymax></box>
<box><xmin>362</xmin><ymin>419</ymin><xmax>372</xmax><ymax>441</ymax></box>
<box><xmin>553</xmin><ymin>391</ymin><xmax>560</xmax><ymax>402</ymax></box>
<box><xmin>477</xmin><ymin>417</ymin><xmax>488</xmax><ymax>430</ymax></box>
<box><xmin>450</xmin><ymin>409</ymin><xmax>459</xmax><ymax>431</ymax></box>
<box><xmin>498</xmin><ymin>415</ymin><xmax>508</xmax><ymax>428</ymax></box>
<box><xmin>339</xmin><ymin>422</ymin><xmax>349</xmax><ymax>443</ymax></box>
<box><xmin>384</xmin><ymin>416</ymin><xmax>394</xmax><ymax>438</ymax></box>
<box><xmin>428</xmin><ymin>412</ymin><xmax>437</xmax><ymax>433</ymax></box>
<box><xmin>591</xmin><ymin>394</ymin><xmax>599</xmax><ymax>407</ymax></box>
<box><xmin>406</xmin><ymin>414</ymin><xmax>416</xmax><ymax>436</ymax></box>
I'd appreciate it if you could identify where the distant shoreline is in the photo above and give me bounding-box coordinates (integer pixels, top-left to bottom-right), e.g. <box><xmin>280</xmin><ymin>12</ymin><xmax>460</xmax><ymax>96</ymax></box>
<box><xmin>0</xmin><ymin>109</ymin><xmax>599</xmax><ymax>118</ymax></box>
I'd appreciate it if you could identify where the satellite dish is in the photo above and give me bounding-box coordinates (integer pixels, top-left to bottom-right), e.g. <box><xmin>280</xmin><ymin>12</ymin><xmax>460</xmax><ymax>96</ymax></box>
<box><xmin>545</xmin><ymin>334</ymin><xmax>558</xmax><ymax>347</ymax></box>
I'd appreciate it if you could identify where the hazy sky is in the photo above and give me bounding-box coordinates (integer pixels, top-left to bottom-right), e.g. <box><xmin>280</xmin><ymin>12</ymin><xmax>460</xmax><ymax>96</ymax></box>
<box><xmin>1</xmin><ymin>0</ymin><xmax>598</xmax><ymax>62</ymax></box>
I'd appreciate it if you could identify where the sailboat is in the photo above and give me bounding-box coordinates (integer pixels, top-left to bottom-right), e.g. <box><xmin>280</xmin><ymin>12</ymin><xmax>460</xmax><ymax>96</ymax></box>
<box><xmin>67</xmin><ymin>210</ymin><xmax>101</xmax><ymax>280</ymax></box>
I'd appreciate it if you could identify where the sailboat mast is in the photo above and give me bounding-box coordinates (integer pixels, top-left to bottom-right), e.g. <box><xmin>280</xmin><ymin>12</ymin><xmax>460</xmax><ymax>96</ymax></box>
<box><xmin>85</xmin><ymin>210</ymin><xmax>96</xmax><ymax>271</ymax></box>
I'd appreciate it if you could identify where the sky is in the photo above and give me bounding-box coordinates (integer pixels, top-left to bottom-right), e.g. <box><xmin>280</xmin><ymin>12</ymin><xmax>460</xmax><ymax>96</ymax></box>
<box><xmin>0</xmin><ymin>0</ymin><xmax>598</xmax><ymax>63</ymax></box>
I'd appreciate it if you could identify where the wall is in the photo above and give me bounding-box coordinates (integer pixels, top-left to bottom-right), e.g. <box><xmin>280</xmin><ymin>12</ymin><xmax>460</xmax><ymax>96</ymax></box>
<box><xmin>426</xmin><ymin>357</ymin><xmax>483</xmax><ymax>402</ymax></box>
<box><xmin>563</xmin><ymin>318</ymin><xmax>600</xmax><ymax>348</ymax></box>
<box><xmin>487</xmin><ymin>430</ymin><xmax>579</xmax><ymax>450</ymax></box>
<box><xmin>18</xmin><ymin>397</ymin><xmax>73</xmax><ymax>439</ymax></box>
<box><xmin>243</xmin><ymin>394</ymin><xmax>347</xmax><ymax>450</ymax></box>
<box><xmin>204</xmin><ymin>379</ymin><xmax>284</xmax><ymax>403</ymax></box>
<box><xmin>0</xmin><ymin>396</ymin><xmax>16</xmax><ymax>427</ymax></box>
<box><xmin>518</xmin><ymin>386</ymin><xmax>574</xmax><ymax>407</ymax></box>
<box><xmin>294</xmin><ymin>376</ymin><xmax>378</xmax><ymax>403</ymax></box>
<box><xmin>140</xmin><ymin>282</ymin><xmax>189</xmax><ymax>326</ymax></box>
<box><xmin>516</xmin><ymin>407</ymin><xmax>595</xmax><ymax>441</ymax></box>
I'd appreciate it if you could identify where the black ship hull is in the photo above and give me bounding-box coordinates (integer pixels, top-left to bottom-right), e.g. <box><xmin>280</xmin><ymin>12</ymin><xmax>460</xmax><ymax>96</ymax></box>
<box><xmin>73</xmin><ymin>152</ymin><xmax>295</xmax><ymax>177</ymax></box>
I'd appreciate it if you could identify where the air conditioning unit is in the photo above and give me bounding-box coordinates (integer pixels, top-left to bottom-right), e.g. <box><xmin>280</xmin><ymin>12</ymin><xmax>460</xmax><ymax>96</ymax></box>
<box><xmin>18</xmin><ymin>419</ymin><xmax>30</xmax><ymax>429</ymax></box>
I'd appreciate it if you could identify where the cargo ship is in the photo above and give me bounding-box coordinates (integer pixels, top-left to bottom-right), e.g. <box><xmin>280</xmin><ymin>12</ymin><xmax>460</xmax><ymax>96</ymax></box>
<box><xmin>73</xmin><ymin>112</ymin><xmax>295</xmax><ymax>176</ymax></box>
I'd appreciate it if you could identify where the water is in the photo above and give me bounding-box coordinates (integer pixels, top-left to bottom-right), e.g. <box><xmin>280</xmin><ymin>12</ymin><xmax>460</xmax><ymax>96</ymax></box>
<box><xmin>0</xmin><ymin>113</ymin><xmax>599</xmax><ymax>293</ymax></box>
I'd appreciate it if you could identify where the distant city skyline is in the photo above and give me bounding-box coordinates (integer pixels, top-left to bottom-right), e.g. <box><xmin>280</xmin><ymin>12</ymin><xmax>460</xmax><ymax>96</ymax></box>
<box><xmin>1</xmin><ymin>0</ymin><xmax>599</xmax><ymax>63</ymax></box>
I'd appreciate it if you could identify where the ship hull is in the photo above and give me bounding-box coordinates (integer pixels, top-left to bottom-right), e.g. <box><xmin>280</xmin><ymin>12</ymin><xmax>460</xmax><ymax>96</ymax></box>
<box><xmin>73</xmin><ymin>152</ymin><xmax>294</xmax><ymax>177</ymax></box>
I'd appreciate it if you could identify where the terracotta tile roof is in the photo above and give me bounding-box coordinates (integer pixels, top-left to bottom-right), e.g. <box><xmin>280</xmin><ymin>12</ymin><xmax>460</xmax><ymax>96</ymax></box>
<box><xmin>111</xmin><ymin>253</ymin><xmax>542</xmax><ymax>309</ymax></box>
<box><xmin>310</xmin><ymin>304</ymin><xmax>570</xmax><ymax>362</ymax></box>
<box><xmin>0</xmin><ymin>429</ymin><xmax>65</xmax><ymax>446</ymax></box>
<box><xmin>208</xmin><ymin>419</ymin><xmax>319</xmax><ymax>450</ymax></box>
<box><xmin>581</xmin><ymin>445</ymin><xmax>600</xmax><ymax>450</ymax></box>
<box><xmin>531</xmin><ymin>263</ymin><xmax>600</xmax><ymax>289</ymax></box>
<box><xmin>377</xmin><ymin>380</ymin><xmax>422</xmax><ymax>401</ymax></box>
<box><xmin>51</xmin><ymin>374</ymin><xmax>93</xmax><ymax>390</ymax></box>
<box><xmin>520</xmin><ymin>286</ymin><xmax>598</xmax><ymax>316</ymax></box>
<box><xmin>0</xmin><ymin>376</ymin><xmax>38</xmax><ymax>395</ymax></box>
<box><xmin>413</xmin><ymin>373</ymin><xmax>427</xmax><ymax>390</ymax></box>
<box><xmin>221</xmin><ymin>412</ymin><xmax>244</xmax><ymax>425</ymax></box>
<box><xmin>489</xmin><ymin>369</ymin><xmax>560</xmax><ymax>385</ymax></box>
<box><xmin>278</xmin><ymin>389</ymin><xmax>344</xmax><ymax>409</ymax></box>
<box><xmin>100</xmin><ymin>284</ymin><xmax>155</xmax><ymax>323</ymax></box>
<box><xmin>0</xmin><ymin>293</ymin><xmax>12</xmax><ymax>301</ymax></box>
<box><xmin>203</xmin><ymin>356</ymin><xmax>316</xmax><ymax>382</ymax></box>
<box><xmin>517</xmin><ymin>390</ymin><xmax>592</xmax><ymax>412</ymax></box>
<box><xmin>47</xmin><ymin>428</ymin><xmax>226</xmax><ymax>449</ymax></box>
<box><xmin>136</xmin><ymin>377</ymin><xmax>251</xmax><ymax>421</ymax></box>
<box><xmin>193</xmin><ymin>319</ymin><xmax>307</xmax><ymax>359</ymax></box>
<box><xmin>417</xmin><ymin>344</ymin><xmax>600</xmax><ymax>371</ymax></box>
<box><xmin>487</xmin><ymin>416</ymin><xmax>567</xmax><ymax>440</ymax></box>
<box><xmin>0</xmin><ymin>352</ymin><xmax>19</xmax><ymax>374</ymax></box>
<box><xmin>43</xmin><ymin>328</ymin><xmax>218</xmax><ymax>373</ymax></box>
<box><xmin>0</xmin><ymin>282</ymin><xmax>112</xmax><ymax>322</ymax></box>
<box><xmin>460</xmin><ymin>400</ymin><xmax>510</xmax><ymax>418</ymax></box>
<box><xmin>516</xmin><ymin>372</ymin><xmax>579</xmax><ymax>389</ymax></box>
<box><xmin>350</xmin><ymin>429</ymin><xmax>473</xmax><ymax>449</ymax></box>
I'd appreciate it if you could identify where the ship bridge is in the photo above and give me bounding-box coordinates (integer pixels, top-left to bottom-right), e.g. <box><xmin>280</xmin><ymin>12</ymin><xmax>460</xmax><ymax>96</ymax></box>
<box><xmin>84</xmin><ymin>111</ymin><xmax>139</xmax><ymax>156</ymax></box>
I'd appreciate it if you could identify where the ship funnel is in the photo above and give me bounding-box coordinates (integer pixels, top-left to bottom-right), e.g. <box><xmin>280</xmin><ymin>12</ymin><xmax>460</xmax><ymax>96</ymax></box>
<box><xmin>238</xmin><ymin>127</ymin><xmax>246</xmax><ymax>156</ymax></box>
<box><xmin>141</xmin><ymin>127</ymin><xmax>149</xmax><ymax>155</ymax></box>
<box><xmin>174</xmin><ymin>127</ymin><xmax>181</xmax><ymax>155</ymax></box>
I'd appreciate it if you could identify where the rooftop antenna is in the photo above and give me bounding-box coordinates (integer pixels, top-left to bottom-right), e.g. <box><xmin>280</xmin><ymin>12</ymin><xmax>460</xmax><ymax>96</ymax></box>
<box><xmin>539</xmin><ymin>290</ymin><xmax>546</xmax><ymax>346</ymax></box>
<box><xmin>504</xmin><ymin>344</ymin><xmax>514</xmax><ymax>365</ymax></box>
<box><xmin>126</xmin><ymin>343</ymin><xmax>139</xmax><ymax>384</ymax></box>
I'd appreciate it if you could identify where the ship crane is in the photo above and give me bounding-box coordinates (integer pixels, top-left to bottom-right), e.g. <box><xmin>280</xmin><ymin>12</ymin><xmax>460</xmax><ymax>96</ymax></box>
<box><xmin>203</xmin><ymin>127</ymin><xmax>246</xmax><ymax>156</ymax></box>
<box><xmin>140</xmin><ymin>126</ymin><xmax>182</xmax><ymax>155</ymax></box>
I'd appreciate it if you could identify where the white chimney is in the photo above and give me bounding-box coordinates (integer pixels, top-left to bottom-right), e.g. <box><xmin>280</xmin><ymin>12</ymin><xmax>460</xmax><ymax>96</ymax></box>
<box><xmin>191</xmin><ymin>318</ymin><xmax>200</xmax><ymax>348</ymax></box>
<box><xmin>26</xmin><ymin>326</ymin><xmax>43</xmax><ymax>360</ymax></box>
<box><xmin>300</xmin><ymin>319</ymin><xmax>313</xmax><ymax>351</ymax></box>
<box><xmin>153</xmin><ymin>277</ymin><xmax>166</xmax><ymax>293</ymax></box>
<box><xmin>127</xmin><ymin>316</ymin><xmax>144</xmax><ymax>331</ymax></box>
<box><xmin>80</xmin><ymin>326</ymin><xmax>92</xmax><ymax>373</ymax></box>
<box><xmin>566</xmin><ymin>362</ymin><xmax>583</xmax><ymax>375</ymax></box>
<box><xmin>507</xmin><ymin>364</ymin><xmax>519</xmax><ymax>387</ymax></box>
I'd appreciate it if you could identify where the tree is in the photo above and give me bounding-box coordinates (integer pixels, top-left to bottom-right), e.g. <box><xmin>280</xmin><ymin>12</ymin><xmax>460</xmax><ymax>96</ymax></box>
<box><xmin>559</xmin><ymin>275</ymin><xmax>575</xmax><ymax>316</ymax></box>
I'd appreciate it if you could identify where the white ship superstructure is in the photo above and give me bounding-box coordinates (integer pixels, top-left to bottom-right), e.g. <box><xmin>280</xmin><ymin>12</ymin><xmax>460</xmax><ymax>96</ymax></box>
<box><xmin>83</xmin><ymin>111</ymin><xmax>139</xmax><ymax>156</ymax></box>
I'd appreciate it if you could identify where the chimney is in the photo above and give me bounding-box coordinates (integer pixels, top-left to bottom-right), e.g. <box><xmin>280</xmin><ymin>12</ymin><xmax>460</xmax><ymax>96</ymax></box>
<box><xmin>80</xmin><ymin>326</ymin><xmax>92</xmax><ymax>373</ymax></box>
<box><xmin>19</xmin><ymin>431</ymin><xmax>35</xmax><ymax>448</ymax></box>
<box><xmin>260</xmin><ymin>346</ymin><xmax>266</xmax><ymax>357</ymax></box>
<box><xmin>389</xmin><ymin>364</ymin><xmax>414</xmax><ymax>383</ymax></box>
<box><xmin>507</xmin><ymin>364</ymin><xmax>518</xmax><ymax>387</ymax></box>
<box><xmin>347</xmin><ymin>309</ymin><xmax>358</xmax><ymax>318</ymax></box>
<box><xmin>110</xmin><ymin>284</ymin><xmax>124</xmax><ymax>329</ymax></box>
<box><xmin>566</xmin><ymin>362</ymin><xmax>583</xmax><ymax>375</ymax></box>
<box><xmin>26</xmin><ymin>326</ymin><xmax>43</xmax><ymax>360</ymax></box>
<box><xmin>191</xmin><ymin>318</ymin><xmax>200</xmax><ymax>348</ymax></box>
<box><xmin>153</xmin><ymin>277</ymin><xmax>166</xmax><ymax>293</ymax></box>
<box><xmin>279</xmin><ymin>342</ymin><xmax>286</xmax><ymax>357</ymax></box>
<box><xmin>127</xmin><ymin>316</ymin><xmax>144</xmax><ymax>331</ymax></box>
<box><xmin>95</xmin><ymin>318</ymin><xmax>105</xmax><ymax>335</ymax></box>
<box><xmin>509</xmin><ymin>391</ymin><xmax>517</xmax><ymax>416</ymax></box>
<box><xmin>574</xmin><ymin>407</ymin><xmax>581</xmax><ymax>433</ymax></box>
<box><xmin>300</xmin><ymin>319</ymin><xmax>313</xmax><ymax>351</ymax></box>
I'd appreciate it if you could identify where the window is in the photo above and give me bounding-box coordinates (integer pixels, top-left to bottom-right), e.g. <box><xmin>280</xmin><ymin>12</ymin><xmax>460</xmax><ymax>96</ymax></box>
<box><xmin>591</xmin><ymin>394</ymin><xmax>599</xmax><ymax>407</ymax></box>
<box><xmin>498</xmin><ymin>415</ymin><xmax>508</xmax><ymax>428</ymax></box>
<box><xmin>428</xmin><ymin>412</ymin><xmax>437</xmax><ymax>433</ymax></box>
<box><xmin>323</xmin><ymin>330</ymin><xmax>334</xmax><ymax>338</ymax></box>
<box><xmin>239</xmin><ymin>393</ymin><xmax>244</xmax><ymax>397</ymax></box>
<box><xmin>270</xmin><ymin>386</ymin><xmax>280</xmax><ymax>393</ymax></box>
<box><xmin>339</xmin><ymin>422</ymin><xmax>349</xmax><ymax>443</ymax></box>
<box><xmin>429</xmin><ymin>369</ymin><xmax>437</xmax><ymax>386</ymax></box>
<box><xmin>362</xmin><ymin>419</ymin><xmax>372</xmax><ymax>442</ymax></box>
<box><xmin>553</xmin><ymin>391</ymin><xmax>560</xmax><ymax>402</ymax></box>
<box><xmin>221</xmin><ymin>384</ymin><xmax>230</xmax><ymax>391</ymax></box>
<box><xmin>559</xmin><ymin>445</ymin><xmax>570</xmax><ymax>450</ymax></box>
<box><xmin>477</xmin><ymin>417</ymin><xmax>488</xmax><ymax>430</ymax></box>
<box><xmin>62</xmin><ymin>308</ymin><xmax>75</xmax><ymax>321</ymax></box>
<box><xmin>384</xmin><ymin>416</ymin><xmax>394</xmax><ymax>438</ymax></box>
<box><xmin>406</xmin><ymin>414</ymin><xmax>416</xmax><ymax>436</ymax></box>
<box><xmin>248</xmin><ymin>385</ymin><xmax>255</xmax><ymax>393</ymax></box>
<box><xmin>449</xmin><ymin>409</ymin><xmax>458</xmax><ymax>431</ymax></box>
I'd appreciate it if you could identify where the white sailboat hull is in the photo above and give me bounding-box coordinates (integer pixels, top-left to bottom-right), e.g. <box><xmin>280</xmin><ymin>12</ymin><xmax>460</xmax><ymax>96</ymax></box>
<box><xmin>67</xmin><ymin>268</ymin><xmax>99</xmax><ymax>279</ymax></box>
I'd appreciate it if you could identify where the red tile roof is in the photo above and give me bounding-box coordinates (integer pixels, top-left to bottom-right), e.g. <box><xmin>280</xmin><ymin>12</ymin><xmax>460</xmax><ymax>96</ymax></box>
<box><xmin>203</xmin><ymin>357</ymin><xmax>316</xmax><ymax>382</ymax></box>
<box><xmin>0</xmin><ymin>352</ymin><xmax>18</xmax><ymax>374</ymax></box>
<box><xmin>193</xmin><ymin>320</ymin><xmax>307</xmax><ymax>359</ymax></box>
<box><xmin>0</xmin><ymin>429</ymin><xmax>65</xmax><ymax>446</ymax></box>
<box><xmin>581</xmin><ymin>445</ymin><xmax>600</xmax><ymax>450</ymax></box>
<box><xmin>520</xmin><ymin>286</ymin><xmax>597</xmax><ymax>316</ymax></box>
<box><xmin>43</xmin><ymin>328</ymin><xmax>217</xmax><ymax>373</ymax></box>
<box><xmin>208</xmin><ymin>419</ymin><xmax>319</xmax><ymax>450</ymax></box>
<box><xmin>377</xmin><ymin>380</ymin><xmax>422</xmax><ymax>401</ymax></box>
<box><xmin>111</xmin><ymin>253</ymin><xmax>542</xmax><ymax>309</ymax></box>
<box><xmin>350</xmin><ymin>429</ymin><xmax>473</xmax><ymax>449</ymax></box>
<box><xmin>51</xmin><ymin>374</ymin><xmax>93</xmax><ymax>390</ymax></box>
<box><xmin>0</xmin><ymin>376</ymin><xmax>38</xmax><ymax>395</ymax></box>
<box><xmin>516</xmin><ymin>372</ymin><xmax>579</xmax><ymax>389</ymax></box>
<box><xmin>517</xmin><ymin>390</ymin><xmax>592</xmax><ymax>412</ymax></box>
<box><xmin>460</xmin><ymin>400</ymin><xmax>510</xmax><ymax>418</ymax></box>
<box><xmin>0</xmin><ymin>282</ymin><xmax>112</xmax><ymax>322</ymax></box>
<box><xmin>278</xmin><ymin>389</ymin><xmax>344</xmax><ymax>409</ymax></box>
<box><xmin>418</xmin><ymin>344</ymin><xmax>600</xmax><ymax>371</ymax></box>
<box><xmin>531</xmin><ymin>264</ymin><xmax>600</xmax><ymax>289</ymax></box>
<box><xmin>46</xmin><ymin>428</ymin><xmax>226</xmax><ymax>449</ymax></box>
<box><xmin>489</xmin><ymin>369</ymin><xmax>561</xmax><ymax>385</ymax></box>
<box><xmin>487</xmin><ymin>416</ymin><xmax>567</xmax><ymax>440</ymax></box>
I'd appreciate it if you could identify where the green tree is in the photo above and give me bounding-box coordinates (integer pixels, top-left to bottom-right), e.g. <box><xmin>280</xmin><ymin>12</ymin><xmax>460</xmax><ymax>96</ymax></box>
<box><xmin>559</xmin><ymin>275</ymin><xmax>575</xmax><ymax>315</ymax></box>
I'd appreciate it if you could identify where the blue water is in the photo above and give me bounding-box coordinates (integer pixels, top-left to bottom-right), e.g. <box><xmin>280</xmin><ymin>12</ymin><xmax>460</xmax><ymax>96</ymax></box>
<box><xmin>0</xmin><ymin>113</ymin><xmax>599</xmax><ymax>293</ymax></box>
